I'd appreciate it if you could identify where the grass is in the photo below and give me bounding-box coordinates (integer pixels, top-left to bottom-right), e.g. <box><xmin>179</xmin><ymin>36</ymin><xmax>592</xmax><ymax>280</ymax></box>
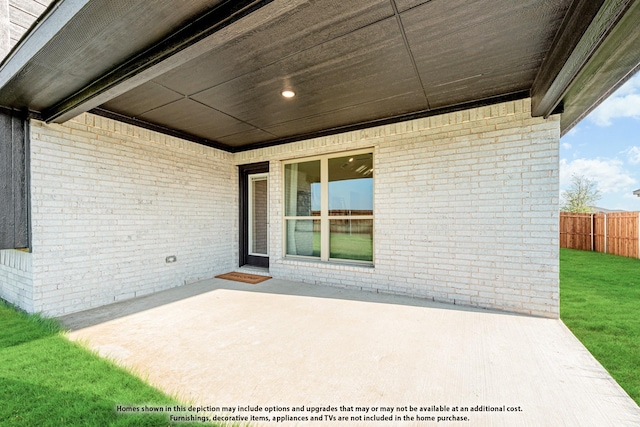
<box><xmin>560</xmin><ymin>248</ymin><xmax>640</xmax><ymax>405</ymax></box>
<box><xmin>311</xmin><ymin>231</ymin><xmax>373</xmax><ymax>261</ymax></box>
<box><xmin>0</xmin><ymin>300</ymin><xmax>215</xmax><ymax>426</ymax></box>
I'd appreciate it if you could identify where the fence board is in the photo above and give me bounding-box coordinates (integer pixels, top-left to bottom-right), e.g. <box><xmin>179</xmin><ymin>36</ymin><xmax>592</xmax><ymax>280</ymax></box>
<box><xmin>594</xmin><ymin>214</ymin><xmax>605</xmax><ymax>253</ymax></box>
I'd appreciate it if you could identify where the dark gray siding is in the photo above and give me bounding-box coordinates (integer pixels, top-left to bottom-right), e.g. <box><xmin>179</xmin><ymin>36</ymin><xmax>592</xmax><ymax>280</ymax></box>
<box><xmin>0</xmin><ymin>109</ymin><xmax>29</xmax><ymax>249</ymax></box>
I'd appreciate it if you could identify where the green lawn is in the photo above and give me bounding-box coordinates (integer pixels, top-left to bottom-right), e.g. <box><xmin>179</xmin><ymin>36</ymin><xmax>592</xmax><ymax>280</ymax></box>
<box><xmin>0</xmin><ymin>300</ymin><xmax>213</xmax><ymax>426</ymax></box>
<box><xmin>311</xmin><ymin>232</ymin><xmax>373</xmax><ymax>261</ymax></box>
<box><xmin>560</xmin><ymin>248</ymin><xmax>640</xmax><ymax>405</ymax></box>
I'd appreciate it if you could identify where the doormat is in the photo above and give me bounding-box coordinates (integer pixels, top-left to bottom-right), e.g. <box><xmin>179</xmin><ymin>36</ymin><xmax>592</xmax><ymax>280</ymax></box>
<box><xmin>215</xmin><ymin>272</ymin><xmax>272</xmax><ymax>284</ymax></box>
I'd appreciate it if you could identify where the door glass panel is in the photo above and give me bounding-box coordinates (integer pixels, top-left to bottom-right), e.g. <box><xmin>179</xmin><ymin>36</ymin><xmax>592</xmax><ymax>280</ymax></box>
<box><xmin>250</xmin><ymin>177</ymin><xmax>268</xmax><ymax>255</ymax></box>
<box><xmin>328</xmin><ymin>154</ymin><xmax>373</xmax><ymax>216</ymax></box>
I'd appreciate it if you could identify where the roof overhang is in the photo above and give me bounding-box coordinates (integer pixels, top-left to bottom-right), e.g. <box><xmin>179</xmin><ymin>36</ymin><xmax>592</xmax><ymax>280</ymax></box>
<box><xmin>0</xmin><ymin>0</ymin><xmax>638</xmax><ymax>152</ymax></box>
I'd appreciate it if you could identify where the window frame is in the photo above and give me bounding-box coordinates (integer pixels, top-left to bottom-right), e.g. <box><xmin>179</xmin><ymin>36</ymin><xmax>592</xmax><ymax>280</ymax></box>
<box><xmin>282</xmin><ymin>148</ymin><xmax>374</xmax><ymax>264</ymax></box>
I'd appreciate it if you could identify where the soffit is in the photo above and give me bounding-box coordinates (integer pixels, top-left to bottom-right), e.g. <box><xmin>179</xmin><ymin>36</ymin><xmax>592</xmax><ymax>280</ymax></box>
<box><xmin>98</xmin><ymin>0</ymin><xmax>570</xmax><ymax>150</ymax></box>
<box><xmin>0</xmin><ymin>0</ymin><xmax>225</xmax><ymax>110</ymax></box>
<box><xmin>1</xmin><ymin>0</ymin><xmax>638</xmax><ymax>152</ymax></box>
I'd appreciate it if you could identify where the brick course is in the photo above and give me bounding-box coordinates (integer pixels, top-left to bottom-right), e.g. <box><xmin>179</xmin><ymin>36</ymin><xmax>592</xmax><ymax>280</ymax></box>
<box><xmin>0</xmin><ymin>250</ymin><xmax>32</xmax><ymax>311</ymax></box>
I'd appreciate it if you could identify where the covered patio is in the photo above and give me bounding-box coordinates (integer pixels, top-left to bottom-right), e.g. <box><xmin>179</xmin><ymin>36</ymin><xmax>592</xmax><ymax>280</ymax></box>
<box><xmin>1</xmin><ymin>0</ymin><xmax>640</xmax><ymax>319</ymax></box>
<box><xmin>1</xmin><ymin>1</ymin><xmax>639</xmax><ymax>424</ymax></box>
<box><xmin>59</xmin><ymin>277</ymin><xmax>640</xmax><ymax>426</ymax></box>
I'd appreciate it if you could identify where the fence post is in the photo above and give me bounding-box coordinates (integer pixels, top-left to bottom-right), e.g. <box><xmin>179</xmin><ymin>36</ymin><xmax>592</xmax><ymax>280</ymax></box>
<box><xmin>591</xmin><ymin>213</ymin><xmax>594</xmax><ymax>251</ymax></box>
<box><xmin>604</xmin><ymin>213</ymin><xmax>608</xmax><ymax>254</ymax></box>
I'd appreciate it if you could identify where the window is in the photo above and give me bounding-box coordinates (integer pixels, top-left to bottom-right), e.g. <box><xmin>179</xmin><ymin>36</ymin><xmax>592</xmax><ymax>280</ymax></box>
<box><xmin>284</xmin><ymin>150</ymin><xmax>373</xmax><ymax>263</ymax></box>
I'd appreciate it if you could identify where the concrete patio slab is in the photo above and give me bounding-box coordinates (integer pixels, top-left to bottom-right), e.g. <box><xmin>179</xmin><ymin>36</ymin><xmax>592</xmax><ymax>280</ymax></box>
<box><xmin>59</xmin><ymin>278</ymin><xmax>640</xmax><ymax>426</ymax></box>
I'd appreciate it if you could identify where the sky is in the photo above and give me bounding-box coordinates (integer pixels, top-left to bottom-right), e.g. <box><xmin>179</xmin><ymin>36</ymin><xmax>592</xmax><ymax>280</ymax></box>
<box><xmin>560</xmin><ymin>72</ymin><xmax>640</xmax><ymax>211</ymax></box>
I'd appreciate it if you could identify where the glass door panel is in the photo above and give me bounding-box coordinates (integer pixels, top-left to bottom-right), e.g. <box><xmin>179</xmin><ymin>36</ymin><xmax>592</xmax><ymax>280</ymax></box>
<box><xmin>249</xmin><ymin>174</ymin><xmax>268</xmax><ymax>257</ymax></box>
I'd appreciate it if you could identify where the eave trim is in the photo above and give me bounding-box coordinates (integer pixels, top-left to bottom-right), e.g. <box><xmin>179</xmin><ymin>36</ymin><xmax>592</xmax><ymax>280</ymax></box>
<box><xmin>530</xmin><ymin>0</ymin><xmax>632</xmax><ymax>118</ymax></box>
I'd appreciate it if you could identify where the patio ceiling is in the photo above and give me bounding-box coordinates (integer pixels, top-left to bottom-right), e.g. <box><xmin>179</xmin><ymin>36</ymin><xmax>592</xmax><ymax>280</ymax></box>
<box><xmin>0</xmin><ymin>0</ymin><xmax>638</xmax><ymax>152</ymax></box>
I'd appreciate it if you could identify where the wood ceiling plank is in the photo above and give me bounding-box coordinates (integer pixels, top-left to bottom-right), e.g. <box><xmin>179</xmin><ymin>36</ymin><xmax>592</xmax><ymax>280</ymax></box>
<box><xmin>402</xmin><ymin>0</ymin><xmax>570</xmax><ymax>101</ymax></box>
<box><xmin>153</xmin><ymin>0</ymin><xmax>392</xmax><ymax>96</ymax></box>
<box><xmin>138</xmin><ymin>98</ymin><xmax>257</xmax><ymax>140</ymax></box>
<box><xmin>262</xmin><ymin>91</ymin><xmax>428</xmax><ymax>139</ymax></box>
<box><xmin>0</xmin><ymin>0</ymin><xmax>222</xmax><ymax>112</ymax></box>
<box><xmin>100</xmin><ymin>82</ymin><xmax>184</xmax><ymax>117</ymax></box>
<box><xmin>42</xmin><ymin>0</ymin><xmax>274</xmax><ymax>123</ymax></box>
<box><xmin>189</xmin><ymin>17</ymin><xmax>426</xmax><ymax>130</ymax></box>
<box><xmin>426</xmin><ymin>59</ymin><xmax>542</xmax><ymax>108</ymax></box>
<box><xmin>531</xmin><ymin>0</ymin><xmax>633</xmax><ymax>119</ymax></box>
<box><xmin>216</xmin><ymin>128</ymin><xmax>278</xmax><ymax>147</ymax></box>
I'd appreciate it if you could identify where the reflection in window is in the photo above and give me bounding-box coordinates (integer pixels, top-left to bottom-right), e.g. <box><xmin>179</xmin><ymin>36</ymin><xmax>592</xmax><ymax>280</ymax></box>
<box><xmin>328</xmin><ymin>154</ymin><xmax>373</xmax><ymax>216</ymax></box>
<box><xmin>284</xmin><ymin>161</ymin><xmax>320</xmax><ymax>217</ymax></box>
<box><xmin>283</xmin><ymin>151</ymin><xmax>373</xmax><ymax>263</ymax></box>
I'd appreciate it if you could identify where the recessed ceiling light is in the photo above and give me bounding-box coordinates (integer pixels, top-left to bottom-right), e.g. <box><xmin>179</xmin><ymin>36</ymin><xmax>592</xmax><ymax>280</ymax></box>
<box><xmin>282</xmin><ymin>90</ymin><xmax>295</xmax><ymax>98</ymax></box>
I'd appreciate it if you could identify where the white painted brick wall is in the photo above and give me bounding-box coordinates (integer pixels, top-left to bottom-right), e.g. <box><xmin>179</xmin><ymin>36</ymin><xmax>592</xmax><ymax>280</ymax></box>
<box><xmin>7</xmin><ymin>0</ymin><xmax>52</xmax><ymax>47</ymax></box>
<box><xmin>15</xmin><ymin>98</ymin><xmax>558</xmax><ymax>318</ymax></box>
<box><xmin>235</xmin><ymin>99</ymin><xmax>560</xmax><ymax>318</ymax></box>
<box><xmin>0</xmin><ymin>249</ymin><xmax>33</xmax><ymax>311</ymax></box>
<box><xmin>29</xmin><ymin>114</ymin><xmax>237</xmax><ymax>316</ymax></box>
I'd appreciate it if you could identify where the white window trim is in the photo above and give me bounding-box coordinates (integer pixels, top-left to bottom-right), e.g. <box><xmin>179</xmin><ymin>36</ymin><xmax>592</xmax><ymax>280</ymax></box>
<box><xmin>282</xmin><ymin>148</ymin><xmax>374</xmax><ymax>264</ymax></box>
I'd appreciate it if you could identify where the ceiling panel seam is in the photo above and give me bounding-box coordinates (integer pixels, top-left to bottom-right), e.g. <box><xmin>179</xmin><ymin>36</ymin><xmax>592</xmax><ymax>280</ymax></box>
<box><xmin>389</xmin><ymin>0</ymin><xmax>431</xmax><ymax>110</ymax></box>
<box><xmin>187</xmin><ymin>97</ymin><xmax>278</xmax><ymax>138</ymax></box>
<box><xmin>41</xmin><ymin>0</ymin><xmax>276</xmax><ymax>123</ymax></box>
<box><xmin>231</xmin><ymin>90</ymin><xmax>529</xmax><ymax>152</ymax></box>
<box><xmin>185</xmin><ymin>7</ymin><xmax>397</xmax><ymax>99</ymax></box>
<box><xmin>132</xmin><ymin>82</ymin><xmax>188</xmax><ymax>117</ymax></box>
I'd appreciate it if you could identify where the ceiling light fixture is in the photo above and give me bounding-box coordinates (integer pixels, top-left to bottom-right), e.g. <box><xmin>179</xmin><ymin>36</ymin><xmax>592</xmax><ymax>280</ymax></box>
<box><xmin>282</xmin><ymin>90</ymin><xmax>295</xmax><ymax>98</ymax></box>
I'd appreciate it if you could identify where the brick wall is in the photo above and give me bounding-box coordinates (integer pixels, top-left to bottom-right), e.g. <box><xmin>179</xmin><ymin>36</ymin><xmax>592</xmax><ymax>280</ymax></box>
<box><xmin>29</xmin><ymin>114</ymin><xmax>236</xmax><ymax>316</ymax></box>
<box><xmin>236</xmin><ymin>99</ymin><xmax>560</xmax><ymax>318</ymax></box>
<box><xmin>0</xmin><ymin>0</ymin><xmax>52</xmax><ymax>58</ymax></box>
<box><xmin>7</xmin><ymin>0</ymin><xmax>51</xmax><ymax>46</ymax></box>
<box><xmin>0</xmin><ymin>249</ymin><xmax>32</xmax><ymax>311</ymax></box>
<box><xmin>5</xmin><ymin>98</ymin><xmax>558</xmax><ymax>318</ymax></box>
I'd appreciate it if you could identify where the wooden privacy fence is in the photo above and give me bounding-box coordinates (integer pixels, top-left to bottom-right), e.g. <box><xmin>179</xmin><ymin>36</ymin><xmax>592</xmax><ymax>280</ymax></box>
<box><xmin>560</xmin><ymin>212</ymin><xmax>640</xmax><ymax>258</ymax></box>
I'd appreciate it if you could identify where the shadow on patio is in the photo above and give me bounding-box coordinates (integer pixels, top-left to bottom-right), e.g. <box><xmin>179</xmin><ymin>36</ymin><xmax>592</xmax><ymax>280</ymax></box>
<box><xmin>59</xmin><ymin>276</ymin><xmax>521</xmax><ymax>331</ymax></box>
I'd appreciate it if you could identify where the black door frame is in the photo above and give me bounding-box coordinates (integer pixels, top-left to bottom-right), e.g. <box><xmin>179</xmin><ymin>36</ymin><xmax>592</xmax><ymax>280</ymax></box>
<box><xmin>239</xmin><ymin>162</ymin><xmax>270</xmax><ymax>268</ymax></box>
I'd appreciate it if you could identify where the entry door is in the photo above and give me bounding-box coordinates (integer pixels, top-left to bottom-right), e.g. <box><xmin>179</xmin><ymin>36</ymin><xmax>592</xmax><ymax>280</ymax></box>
<box><xmin>239</xmin><ymin>163</ymin><xmax>269</xmax><ymax>268</ymax></box>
